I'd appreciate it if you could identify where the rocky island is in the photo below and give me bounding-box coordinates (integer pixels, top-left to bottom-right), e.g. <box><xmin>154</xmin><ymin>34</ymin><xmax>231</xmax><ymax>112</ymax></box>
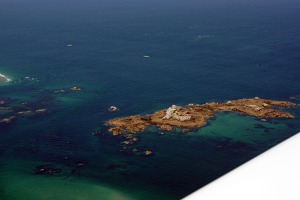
<box><xmin>106</xmin><ymin>97</ymin><xmax>296</xmax><ymax>135</ymax></box>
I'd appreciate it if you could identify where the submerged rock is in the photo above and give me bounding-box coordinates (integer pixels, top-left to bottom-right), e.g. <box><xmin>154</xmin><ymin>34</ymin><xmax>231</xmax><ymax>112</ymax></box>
<box><xmin>121</xmin><ymin>137</ymin><xmax>139</xmax><ymax>145</ymax></box>
<box><xmin>290</xmin><ymin>95</ymin><xmax>300</xmax><ymax>100</ymax></box>
<box><xmin>106</xmin><ymin>164</ymin><xmax>129</xmax><ymax>171</ymax></box>
<box><xmin>35</xmin><ymin>108</ymin><xmax>48</xmax><ymax>113</ymax></box>
<box><xmin>74</xmin><ymin>160</ymin><xmax>87</xmax><ymax>168</ymax></box>
<box><xmin>53</xmin><ymin>89</ymin><xmax>66</xmax><ymax>93</ymax></box>
<box><xmin>0</xmin><ymin>116</ymin><xmax>16</xmax><ymax>124</ymax></box>
<box><xmin>71</xmin><ymin>169</ymin><xmax>80</xmax><ymax>174</ymax></box>
<box><xmin>17</xmin><ymin>110</ymin><xmax>33</xmax><ymax>115</ymax></box>
<box><xmin>32</xmin><ymin>164</ymin><xmax>61</xmax><ymax>175</ymax></box>
<box><xmin>92</xmin><ymin>130</ymin><xmax>102</xmax><ymax>136</ymax></box>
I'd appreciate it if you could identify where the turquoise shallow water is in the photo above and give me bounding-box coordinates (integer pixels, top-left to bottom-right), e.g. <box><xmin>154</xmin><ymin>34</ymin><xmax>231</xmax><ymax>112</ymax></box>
<box><xmin>1</xmin><ymin>0</ymin><xmax>300</xmax><ymax>199</ymax></box>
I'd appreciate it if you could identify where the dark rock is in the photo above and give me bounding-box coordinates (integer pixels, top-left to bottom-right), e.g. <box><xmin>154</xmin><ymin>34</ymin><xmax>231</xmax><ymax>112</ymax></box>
<box><xmin>287</xmin><ymin>123</ymin><xmax>297</xmax><ymax>129</ymax></box>
<box><xmin>106</xmin><ymin>164</ymin><xmax>129</xmax><ymax>171</ymax></box>
<box><xmin>254</xmin><ymin>124</ymin><xmax>266</xmax><ymax>129</ymax></box>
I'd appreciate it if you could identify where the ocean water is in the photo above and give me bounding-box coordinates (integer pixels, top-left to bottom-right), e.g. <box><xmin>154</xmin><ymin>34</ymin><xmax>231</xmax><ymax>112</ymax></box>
<box><xmin>1</xmin><ymin>0</ymin><xmax>300</xmax><ymax>199</ymax></box>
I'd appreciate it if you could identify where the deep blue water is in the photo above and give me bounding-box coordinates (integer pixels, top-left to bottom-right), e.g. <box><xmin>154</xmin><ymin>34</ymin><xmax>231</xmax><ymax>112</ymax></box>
<box><xmin>0</xmin><ymin>1</ymin><xmax>300</xmax><ymax>199</ymax></box>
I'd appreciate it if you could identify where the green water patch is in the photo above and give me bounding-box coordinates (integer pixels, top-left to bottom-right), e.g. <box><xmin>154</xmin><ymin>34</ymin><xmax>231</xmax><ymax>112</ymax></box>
<box><xmin>0</xmin><ymin>109</ymin><xmax>13</xmax><ymax>115</ymax></box>
<box><xmin>187</xmin><ymin>112</ymin><xmax>294</xmax><ymax>143</ymax></box>
<box><xmin>0</xmin><ymin>164</ymin><xmax>135</xmax><ymax>200</ymax></box>
<box><xmin>120</xmin><ymin>129</ymin><xmax>247</xmax><ymax>198</ymax></box>
<box><xmin>54</xmin><ymin>95</ymin><xmax>86</xmax><ymax>107</ymax></box>
<box><xmin>0</xmin><ymin>148</ymin><xmax>176</xmax><ymax>200</ymax></box>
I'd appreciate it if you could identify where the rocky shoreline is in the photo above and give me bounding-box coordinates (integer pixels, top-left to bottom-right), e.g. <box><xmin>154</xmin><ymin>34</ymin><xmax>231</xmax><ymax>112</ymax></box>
<box><xmin>106</xmin><ymin>97</ymin><xmax>296</xmax><ymax>135</ymax></box>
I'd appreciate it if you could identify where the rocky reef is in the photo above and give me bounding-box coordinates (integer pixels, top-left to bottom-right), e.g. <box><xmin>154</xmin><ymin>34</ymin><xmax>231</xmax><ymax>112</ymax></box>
<box><xmin>0</xmin><ymin>98</ymin><xmax>49</xmax><ymax>126</ymax></box>
<box><xmin>0</xmin><ymin>84</ymin><xmax>82</xmax><ymax>127</ymax></box>
<box><xmin>106</xmin><ymin>97</ymin><xmax>296</xmax><ymax>135</ymax></box>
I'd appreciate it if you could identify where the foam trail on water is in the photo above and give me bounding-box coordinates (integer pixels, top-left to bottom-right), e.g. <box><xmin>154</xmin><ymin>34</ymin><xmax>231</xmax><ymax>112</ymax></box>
<box><xmin>0</xmin><ymin>73</ymin><xmax>11</xmax><ymax>82</ymax></box>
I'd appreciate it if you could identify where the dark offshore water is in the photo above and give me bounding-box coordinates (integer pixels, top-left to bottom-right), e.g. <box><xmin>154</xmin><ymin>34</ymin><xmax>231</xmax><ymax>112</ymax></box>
<box><xmin>0</xmin><ymin>0</ymin><xmax>300</xmax><ymax>199</ymax></box>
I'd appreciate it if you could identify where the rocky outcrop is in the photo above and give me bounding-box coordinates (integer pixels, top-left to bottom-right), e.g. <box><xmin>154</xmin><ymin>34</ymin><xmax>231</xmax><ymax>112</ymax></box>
<box><xmin>108</xmin><ymin>106</ymin><xmax>119</xmax><ymax>112</ymax></box>
<box><xmin>70</xmin><ymin>86</ymin><xmax>81</xmax><ymax>91</ymax></box>
<box><xmin>145</xmin><ymin>150</ymin><xmax>153</xmax><ymax>156</ymax></box>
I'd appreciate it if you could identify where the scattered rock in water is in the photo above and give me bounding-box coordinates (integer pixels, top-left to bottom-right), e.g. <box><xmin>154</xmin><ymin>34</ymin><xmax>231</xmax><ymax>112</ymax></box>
<box><xmin>74</xmin><ymin>160</ymin><xmax>87</xmax><ymax>168</ymax></box>
<box><xmin>53</xmin><ymin>89</ymin><xmax>66</xmax><ymax>93</ymax></box>
<box><xmin>70</xmin><ymin>86</ymin><xmax>81</xmax><ymax>91</ymax></box>
<box><xmin>290</xmin><ymin>95</ymin><xmax>300</xmax><ymax>100</ymax></box>
<box><xmin>122</xmin><ymin>140</ymin><xmax>131</xmax><ymax>145</ymax></box>
<box><xmin>182</xmin><ymin>128</ymin><xmax>190</xmax><ymax>133</ymax></box>
<box><xmin>144</xmin><ymin>150</ymin><xmax>153</xmax><ymax>156</ymax></box>
<box><xmin>0</xmin><ymin>106</ymin><xmax>12</xmax><ymax>110</ymax></box>
<box><xmin>108</xmin><ymin>106</ymin><xmax>119</xmax><ymax>112</ymax></box>
<box><xmin>32</xmin><ymin>164</ymin><xmax>61</xmax><ymax>175</ymax></box>
<box><xmin>35</xmin><ymin>108</ymin><xmax>48</xmax><ymax>113</ymax></box>
<box><xmin>16</xmin><ymin>110</ymin><xmax>33</xmax><ymax>115</ymax></box>
<box><xmin>121</xmin><ymin>137</ymin><xmax>139</xmax><ymax>145</ymax></box>
<box><xmin>92</xmin><ymin>130</ymin><xmax>102</xmax><ymax>136</ymax></box>
<box><xmin>0</xmin><ymin>116</ymin><xmax>16</xmax><ymax>124</ymax></box>
<box><xmin>124</xmin><ymin>134</ymin><xmax>134</xmax><ymax>139</ymax></box>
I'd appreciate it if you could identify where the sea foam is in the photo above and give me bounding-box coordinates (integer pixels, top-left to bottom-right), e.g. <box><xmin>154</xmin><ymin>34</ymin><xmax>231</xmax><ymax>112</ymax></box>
<box><xmin>0</xmin><ymin>73</ymin><xmax>11</xmax><ymax>82</ymax></box>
